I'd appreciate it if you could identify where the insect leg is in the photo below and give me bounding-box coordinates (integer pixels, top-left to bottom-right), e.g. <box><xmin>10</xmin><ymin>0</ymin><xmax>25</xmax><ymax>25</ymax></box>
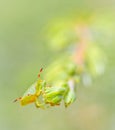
<box><xmin>35</xmin><ymin>98</ymin><xmax>45</xmax><ymax>109</ymax></box>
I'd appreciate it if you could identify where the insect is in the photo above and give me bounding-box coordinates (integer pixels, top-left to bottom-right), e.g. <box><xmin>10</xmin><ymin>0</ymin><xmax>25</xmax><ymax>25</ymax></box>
<box><xmin>13</xmin><ymin>68</ymin><xmax>46</xmax><ymax>108</ymax></box>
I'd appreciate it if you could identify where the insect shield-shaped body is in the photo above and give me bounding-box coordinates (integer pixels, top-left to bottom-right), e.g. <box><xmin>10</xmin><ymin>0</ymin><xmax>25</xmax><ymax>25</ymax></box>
<box><xmin>13</xmin><ymin>68</ymin><xmax>46</xmax><ymax>108</ymax></box>
<box><xmin>20</xmin><ymin>82</ymin><xmax>38</xmax><ymax>106</ymax></box>
<box><xmin>20</xmin><ymin>80</ymin><xmax>46</xmax><ymax>106</ymax></box>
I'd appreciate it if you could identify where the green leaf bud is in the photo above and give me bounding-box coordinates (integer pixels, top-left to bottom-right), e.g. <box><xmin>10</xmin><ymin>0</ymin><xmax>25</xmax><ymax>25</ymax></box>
<box><xmin>64</xmin><ymin>79</ymin><xmax>76</xmax><ymax>107</ymax></box>
<box><xmin>44</xmin><ymin>83</ymin><xmax>68</xmax><ymax>106</ymax></box>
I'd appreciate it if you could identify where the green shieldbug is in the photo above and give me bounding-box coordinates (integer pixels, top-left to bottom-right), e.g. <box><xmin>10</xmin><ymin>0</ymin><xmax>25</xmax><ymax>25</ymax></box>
<box><xmin>13</xmin><ymin>68</ymin><xmax>46</xmax><ymax>108</ymax></box>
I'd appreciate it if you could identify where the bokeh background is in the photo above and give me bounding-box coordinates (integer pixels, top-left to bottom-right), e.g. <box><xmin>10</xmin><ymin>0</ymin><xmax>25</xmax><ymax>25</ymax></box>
<box><xmin>0</xmin><ymin>0</ymin><xmax>115</xmax><ymax>130</ymax></box>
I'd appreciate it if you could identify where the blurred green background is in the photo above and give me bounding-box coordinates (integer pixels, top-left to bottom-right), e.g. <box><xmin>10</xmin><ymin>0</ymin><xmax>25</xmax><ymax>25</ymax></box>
<box><xmin>0</xmin><ymin>0</ymin><xmax>115</xmax><ymax>130</ymax></box>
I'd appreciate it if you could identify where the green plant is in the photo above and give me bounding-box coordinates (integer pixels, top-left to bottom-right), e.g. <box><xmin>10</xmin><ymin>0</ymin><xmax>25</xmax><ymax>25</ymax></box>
<box><xmin>14</xmin><ymin>18</ymin><xmax>106</xmax><ymax>109</ymax></box>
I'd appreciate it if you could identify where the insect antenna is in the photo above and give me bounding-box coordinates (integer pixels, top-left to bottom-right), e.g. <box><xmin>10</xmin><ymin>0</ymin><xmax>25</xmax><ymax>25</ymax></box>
<box><xmin>38</xmin><ymin>68</ymin><xmax>43</xmax><ymax>78</ymax></box>
<box><xmin>13</xmin><ymin>97</ymin><xmax>22</xmax><ymax>102</ymax></box>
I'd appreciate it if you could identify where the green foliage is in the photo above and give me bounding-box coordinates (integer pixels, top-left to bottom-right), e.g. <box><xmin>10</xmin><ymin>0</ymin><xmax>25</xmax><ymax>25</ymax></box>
<box><xmin>85</xmin><ymin>44</ymin><xmax>106</xmax><ymax>77</ymax></box>
<box><xmin>46</xmin><ymin>20</ymin><xmax>77</xmax><ymax>50</ymax></box>
<box><xmin>15</xmin><ymin>18</ymin><xmax>107</xmax><ymax>109</ymax></box>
